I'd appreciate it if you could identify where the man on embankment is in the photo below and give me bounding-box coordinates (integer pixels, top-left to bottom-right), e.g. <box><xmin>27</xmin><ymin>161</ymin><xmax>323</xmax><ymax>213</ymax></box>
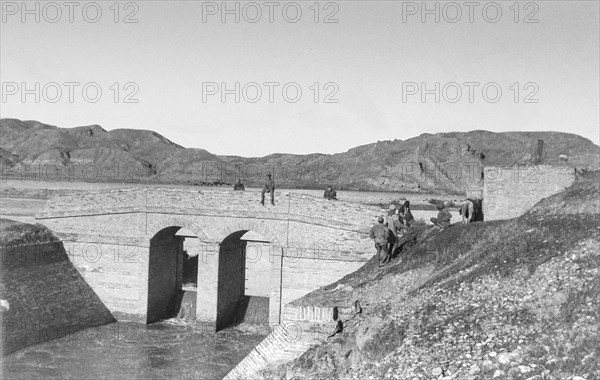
<box><xmin>430</xmin><ymin>201</ymin><xmax>452</xmax><ymax>229</ymax></box>
<box><xmin>400</xmin><ymin>200</ymin><xmax>414</xmax><ymax>229</ymax></box>
<box><xmin>386</xmin><ymin>204</ymin><xmax>404</xmax><ymax>258</ymax></box>
<box><xmin>370</xmin><ymin>216</ymin><xmax>390</xmax><ymax>266</ymax></box>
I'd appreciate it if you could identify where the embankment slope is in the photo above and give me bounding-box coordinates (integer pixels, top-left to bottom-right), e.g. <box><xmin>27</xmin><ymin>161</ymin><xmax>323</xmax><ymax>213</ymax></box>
<box><xmin>0</xmin><ymin>219</ymin><xmax>115</xmax><ymax>355</ymax></box>
<box><xmin>263</xmin><ymin>172</ymin><xmax>600</xmax><ymax>380</ymax></box>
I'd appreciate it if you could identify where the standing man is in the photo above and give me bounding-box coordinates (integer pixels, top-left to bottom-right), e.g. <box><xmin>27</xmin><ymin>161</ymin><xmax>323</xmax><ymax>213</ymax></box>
<box><xmin>370</xmin><ymin>216</ymin><xmax>390</xmax><ymax>266</ymax></box>
<box><xmin>430</xmin><ymin>201</ymin><xmax>452</xmax><ymax>229</ymax></box>
<box><xmin>386</xmin><ymin>204</ymin><xmax>399</xmax><ymax>257</ymax></box>
<box><xmin>459</xmin><ymin>199</ymin><xmax>474</xmax><ymax>223</ymax></box>
<box><xmin>400</xmin><ymin>200</ymin><xmax>414</xmax><ymax>229</ymax></box>
<box><xmin>261</xmin><ymin>173</ymin><xmax>275</xmax><ymax>206</ymax></box>
<box><xmin>391</xmin><ymin>207</ymin><xmax>407</xmax><ymax>256</ymax></box>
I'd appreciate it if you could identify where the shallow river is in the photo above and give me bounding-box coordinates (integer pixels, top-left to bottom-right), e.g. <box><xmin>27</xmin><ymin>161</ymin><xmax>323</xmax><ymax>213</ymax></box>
<box><xmin>1</xmin><ymin>321</ymin><xmax>265</xmax><ymax>380</ymax></box>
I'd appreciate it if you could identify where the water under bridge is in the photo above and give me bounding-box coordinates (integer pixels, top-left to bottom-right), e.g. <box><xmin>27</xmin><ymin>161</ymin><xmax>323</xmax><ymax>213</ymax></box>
<box><xmin>36</xmin><ymin>188</ymin><xmax>381</xmax><ymax>330</ymax></box>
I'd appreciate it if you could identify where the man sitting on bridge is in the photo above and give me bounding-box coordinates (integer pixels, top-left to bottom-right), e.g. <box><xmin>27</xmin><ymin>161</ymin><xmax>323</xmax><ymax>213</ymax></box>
<box><xmin>323</xmin><ymin>185</ymin><xmax>337</xmax><ymax>200</ymax></box>
<box><xmin>430</xmin><ymin>201</ymin><xmax>452</xmax><ymax>229</ymax></box>
<box><xmin>370</xmin><ymin>216</ymin><xmax>390</xmax><ymax>266</ymax></box>
<box><xmin>261</xmin><ymin>173</ymin><xmax>275</xmax><ymax>206</ymax></box>
<box><xmin>233</xmin><ymin>178</ymin><xmax>245</xmax><ymax>191</ymax></box>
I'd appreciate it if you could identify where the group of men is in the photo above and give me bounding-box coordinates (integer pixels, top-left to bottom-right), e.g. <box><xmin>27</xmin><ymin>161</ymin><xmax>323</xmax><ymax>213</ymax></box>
<box><xmin>232</xmin><ymin>174</ymin><xmax>275</xmax><ymax>205</ymax></box>
<box><xmin>235</xmin><ymin>175</ymin><xmax>477</xmax><ymax>267</ymax></box>
<box><xmin>369</xmin><ymin>201</ymin><xmax>414</xmax><ymax>266</ymax></box>
<box><xmin>370</xmin><ymin>198</ymin><xmax>476</xmax><ymax>266</ymax></box>
<box><xmin>233</xmin><ymin>175</ymin><xmax>338</xmax><ymax>206</ymax></box>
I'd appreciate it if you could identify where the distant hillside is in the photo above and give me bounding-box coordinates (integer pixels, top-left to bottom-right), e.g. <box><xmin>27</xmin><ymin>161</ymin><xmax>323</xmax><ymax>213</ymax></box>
<box><xmin>1</xmin><ymin>118</ymin><xmax>598</xmax><ymax>193</ymax></box>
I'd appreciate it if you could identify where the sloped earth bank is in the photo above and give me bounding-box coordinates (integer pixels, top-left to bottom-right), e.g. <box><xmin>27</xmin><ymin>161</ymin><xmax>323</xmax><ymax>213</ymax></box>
<box><xmin>262</xmin><ymin>175</ymin><xmax>599</xmax><ymax>380</ymax></box>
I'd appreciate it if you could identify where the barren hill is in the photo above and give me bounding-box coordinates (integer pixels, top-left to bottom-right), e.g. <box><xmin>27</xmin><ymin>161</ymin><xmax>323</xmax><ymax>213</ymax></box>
<box><xmin>1</xmin><ymin>118</ymin><xmax>598</xmax><ymax>193</ymax></box>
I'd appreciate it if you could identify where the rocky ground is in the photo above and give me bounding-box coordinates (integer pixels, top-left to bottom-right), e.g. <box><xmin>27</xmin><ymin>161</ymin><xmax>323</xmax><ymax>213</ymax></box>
<box><xmin>262</xmin><ymin>172</ymin><xmax>599</xmax><ymax>380</ymax></box>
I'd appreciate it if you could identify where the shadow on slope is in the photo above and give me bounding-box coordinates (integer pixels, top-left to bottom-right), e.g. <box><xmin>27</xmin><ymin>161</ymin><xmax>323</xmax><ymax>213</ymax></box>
<box><xmin>0</xmin><ymin>219</ymin><xmax>115</xmax><ymax>355</ymax></box>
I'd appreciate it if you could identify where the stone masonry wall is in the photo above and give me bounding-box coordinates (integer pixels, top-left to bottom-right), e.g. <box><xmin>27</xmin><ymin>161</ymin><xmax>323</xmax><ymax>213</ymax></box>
<box><xmin>244</xmin><ymin>242</ymin><xmax>272</xmax><ymax>297</ymax></box>
<box><xmin>60</xmin><ymin>240</ymin><xmax>148</xmax><ymax>321</ymax></box>
<box><xmin>483</xmin><ymin>165</ymin><xmax>576</xmax><ymax>221</ymax></box>
<box><xmin>224</xmin><ymin>303</ymin><xmax>335</xmax><ymax>379</ymax></box>
<box><xmin>0</xmin><ymin>241</ymin><xmax>115</xmax><ymax>355</ymax></box>
<box><xmin>38</xmin><ymin>188</ymin><xmax>381</xmax><ymax>237</ymax></box>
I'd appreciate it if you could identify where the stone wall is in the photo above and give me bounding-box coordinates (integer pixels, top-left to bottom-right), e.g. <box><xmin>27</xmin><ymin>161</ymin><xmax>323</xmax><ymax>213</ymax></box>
<box><xmin>224</xmin><ymin>303</ymin><xmax>335</xmax><ymax>379</ymax></box>
<box><xmin>244</xmin><ymin>242</ymin><xmax>272</xmax><ymax>297</ymax></box>
<box><xmin>483</xmin><ymin>165</ymin><xmax>576</xmax><ymax>221</ymax></box>
<box><xmin>0</xmin><ymin>241</ymin><xmax>114</xmax><ymax>355</ymax></box>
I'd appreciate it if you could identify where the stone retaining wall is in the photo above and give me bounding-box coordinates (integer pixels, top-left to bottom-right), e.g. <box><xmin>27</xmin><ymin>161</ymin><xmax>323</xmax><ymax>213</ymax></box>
<box><xmin>224</xmin><ymin>304</ymin><xmax>335</xmax><ymax>379</ymax></box>
<box><xmin>483</xmin><ymin>165</ymin><xmax>575</xmax><ymax>221</ymax></box>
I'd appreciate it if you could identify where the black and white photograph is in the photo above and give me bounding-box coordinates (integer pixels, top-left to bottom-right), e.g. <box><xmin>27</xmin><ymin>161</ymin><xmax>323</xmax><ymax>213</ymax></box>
<box><xmin>1</xmin><ymin>1</ymin><xmax>599</xmax><ymax>379</ymax></box>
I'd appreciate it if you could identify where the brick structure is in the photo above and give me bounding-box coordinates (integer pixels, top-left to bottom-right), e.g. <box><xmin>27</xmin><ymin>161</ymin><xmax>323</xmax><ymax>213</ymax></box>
<box><xmin>483</xmin><ymin>165</ymin><xmax>576</xmax><ymax>221</ymax></box>
<box><xmin>0</xmin><ymin>241</ymin><xmax>115</xmax><ymax>355</ymax></box>
<box><xmin>35</xmin><ymin>188</ymin><xmax>381</xmax><ymax>330</ymax></box>
<box><xmin>224</xmin><ymin>303</ymin><xmax>336</xmax><ymax>380</ymax></box>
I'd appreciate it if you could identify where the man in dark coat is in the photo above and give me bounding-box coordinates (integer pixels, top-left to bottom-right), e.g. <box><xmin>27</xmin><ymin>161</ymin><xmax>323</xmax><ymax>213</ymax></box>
<box><xmin>233</xmin><ymin>178</ymin><xmax>245</xmax><ymax>191</ymax></box>
<box><xmin>400</xmin><ymin>200</ymin><xmax>414</xmax><ymax>228</ymax></box>
<box><xmin>370</xmin><ymin>216</ymin><xmax>390</xmax><ymax>266</ymax></box>
<box><xmin>261</xmin><ymin>174</ymin><xmax>275</xmax><ymax>205</ymax></box>
<box><xmin>323</xmin><ymin>185</ymin><xmax>337</xmax><ymax>200</ymax></box>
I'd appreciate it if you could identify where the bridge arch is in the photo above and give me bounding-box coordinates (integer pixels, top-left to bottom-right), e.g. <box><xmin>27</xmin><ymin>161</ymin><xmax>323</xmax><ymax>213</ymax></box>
<box><xmin>146</xmin><ymin>226</ymin><xmax>186</xmax><ymax>323</ymax></box>
<box><xmin>213</xmin><ymin>219</ymin><xmax>282</xmax><ymax>247</ymax></box>
<box><xmin>145</xmin><ymin>218</ymin><xmax>212</xmax><ymax>325</ymax></box>
<box><xmin>216</xmin><ymin>228</ymin><xmax>278</xmax><ymax>331</ymax></box>
<box><xmin>145</xmin><ymin>216</ymin><xmax>209</xmax><ymax>242</ymax></box>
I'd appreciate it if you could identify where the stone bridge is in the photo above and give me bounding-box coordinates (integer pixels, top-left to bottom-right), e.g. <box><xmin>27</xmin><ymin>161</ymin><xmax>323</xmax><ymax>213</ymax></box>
<box><xmin>36</xmin><ymin>188</ymin><xmax>381</xmax><ymax>330</ymax></box>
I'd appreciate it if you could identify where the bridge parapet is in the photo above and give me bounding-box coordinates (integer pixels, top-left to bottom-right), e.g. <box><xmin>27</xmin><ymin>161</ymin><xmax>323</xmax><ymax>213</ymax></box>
<box><xmin>38</xmin><ymin>188</ymin><xmax>382</xmax><ymax>233</ymax></box>
<box><xmin>40</xmin><ymin>187</ymin><xmax>145</xmax><ymax>214</ymax></box>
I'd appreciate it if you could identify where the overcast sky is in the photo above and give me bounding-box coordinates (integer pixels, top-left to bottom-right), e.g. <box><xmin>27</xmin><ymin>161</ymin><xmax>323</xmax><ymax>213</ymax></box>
<box><xmin>2</xmin><ymin>1</ymin><xmax>598</xmax><ymax>156</ymax></box>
